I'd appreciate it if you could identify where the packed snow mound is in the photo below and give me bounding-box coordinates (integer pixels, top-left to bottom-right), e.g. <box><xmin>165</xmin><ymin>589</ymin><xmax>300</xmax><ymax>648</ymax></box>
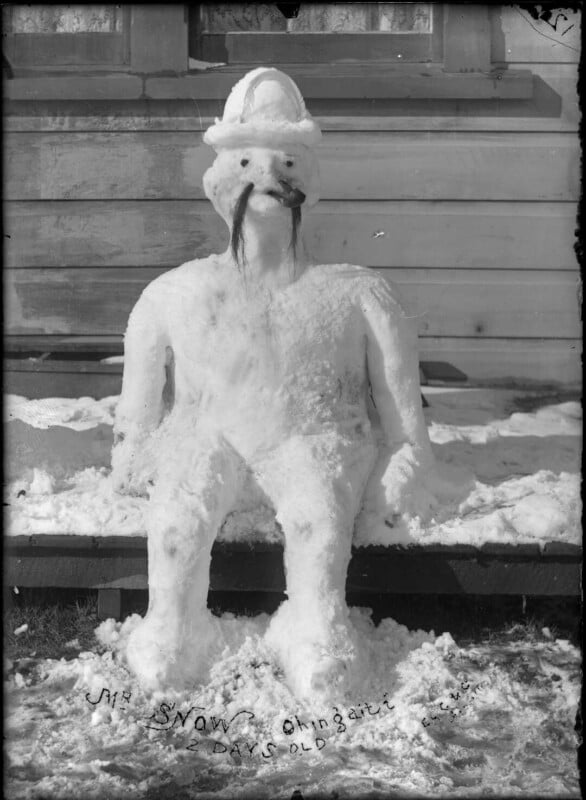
<box><xmin>4</xmin><ymin>388</ymin><xmax>582</xmax><ymax>548</ymax></box>
<box><xmin>5</xmin><ymin>611</ymin><xmax>580</xmax><ymax>798</ymax></box>
<box><xmin>5</xmin><ymin>394</ymin><xmax>118</xmax><ymax>430</ymax></box>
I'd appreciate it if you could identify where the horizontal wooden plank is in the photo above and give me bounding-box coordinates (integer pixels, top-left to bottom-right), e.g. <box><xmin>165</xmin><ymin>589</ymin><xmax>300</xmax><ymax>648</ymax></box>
<box><xmin>5</xmin><ymin>335</ymin><xmax>123</xmax><ymax>354</ymax></box>
<box><xmin>146</xmin><ymin>69</ymin><xmax>534</xmax><ymax>101</ymax></box>
<box><xmin>5</xmin><ymin>267</ymin><xmax>581</xmax><ymax>340</ymax></box>
<box><xmin>5</xmin><ymin>359</ymin><xmax>121</xmax><ymax>374</ymax></box>
<box><xmin>3</xmin><ymin>370</ymin><xmax>123</xmax><ymax>400</ymax></box>
<box><xmin>9</xmin><ymin>536</ymin><xmax>580</xmax><ymax>559</ymax></box>
<box><xmin>4</xmin><ymin>538</ymin><xmax>581</xmax><ymax>595</ymax></box>
<box><xmin>7</xmin><ymin>338</ymin><xmax>580</xmax><ymax>396</ymax></box>
<box><xmin>491</xmin><ymin>6</ymin><xmax>581</xmax><ymax>64</ymax></box>
<box><xmin>4</xmin><ymin>360</ymin><xmax>123</xmax><ymax>399</ymax></box>
<box><xmin>4</xmin><ymin>131</ymin><xmax>579</xmax><ymax>202</ymax></box>
<box><xmin>419</xmin><ymin>337</ymin><xmax>582</xmax><ymax>387</ymax></box>
<box><xmin>4</xmin><ymin>62</ymin><xmax>578</xmax><ymax>133</ymax></box>
<box><xmin>4</xmin><ymin>201</ymin><xmax>579</xmax><ymax>270</ymax></box>
<box><xmin>10</xmin><ymin>535</ymin><xmax>573</xmax><ymax>557</ymax></box>
<box><xmin>399</xmin><ymin>270</ymin><xmax>582</xmax><ymax>339</ymax></box>
<box><xmin>4</xmin><ymin>67</ymin><xmax>534</xmax><ymax>102</ymax></box>
<box><xmin>2</xmin><ymin>362</ymin><xmax>459</xmax><ymax>403</ymax></box>
<box><xmin>4</xmin><ymin>74</ymin><xmax>144</xmax><ymax>101</ymax></box>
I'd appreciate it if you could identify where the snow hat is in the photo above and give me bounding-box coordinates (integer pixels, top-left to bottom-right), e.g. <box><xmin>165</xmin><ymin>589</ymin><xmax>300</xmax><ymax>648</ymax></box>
<box><xmin>204</xmin><ymin>67</ymin><xmax>322</xmax><ymax>150</ymax></box>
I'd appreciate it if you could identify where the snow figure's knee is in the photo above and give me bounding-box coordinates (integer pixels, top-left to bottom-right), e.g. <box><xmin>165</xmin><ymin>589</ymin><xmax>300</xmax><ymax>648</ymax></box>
<box><xmin>163</xmin><ymin>535</ymin><xmax>177</xmax><ymax>559</ymax></box>
<box><xmin>277</xmin><ymin>501</ymin><xmax>347</xmax><ymax>548</ymax></box>
<box><xmin>276</xmin><ymin>467</ymin><xmax>361</xmax><ymax>536</ymax></box>
<box><xmin>161</xmin><ymin>525</ymin><xmax>183</xmax><ymax>559</ymax></box>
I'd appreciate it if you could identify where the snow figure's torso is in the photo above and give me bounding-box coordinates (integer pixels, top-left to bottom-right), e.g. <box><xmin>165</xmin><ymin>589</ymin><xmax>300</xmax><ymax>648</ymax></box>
<box><xmin>147</xmin><ymin>257</ymin><xmax>379</xmax><ymax>458</ymax></box>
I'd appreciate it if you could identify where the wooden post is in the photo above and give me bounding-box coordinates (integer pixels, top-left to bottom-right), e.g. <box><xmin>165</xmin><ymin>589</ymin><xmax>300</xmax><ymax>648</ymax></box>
<box><xmin>98</xmin><ymin>588</ymin><xmax>122</xmax><ymax>621</ymax></box>
<box><xmin>130</xmin><ymin>5</ymin><xmax>188</xmax><ymax>73</ymax></box>
<box><xmin>443</xmin><ymin>5</ymin><xmax>491</xmax><ymax>73</ymax></box>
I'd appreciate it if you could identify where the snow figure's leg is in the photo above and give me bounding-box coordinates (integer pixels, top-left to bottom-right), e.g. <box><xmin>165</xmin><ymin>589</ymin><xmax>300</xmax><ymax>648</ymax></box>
<box><xmin>126</xmin><ymin>432</ymin><xmax>244</xmax><ymax>691</ymax></box>
<box><xmin>255</xmin><ymin>432</ymin><xmax>377</xmax><ymax>699</ymax></box>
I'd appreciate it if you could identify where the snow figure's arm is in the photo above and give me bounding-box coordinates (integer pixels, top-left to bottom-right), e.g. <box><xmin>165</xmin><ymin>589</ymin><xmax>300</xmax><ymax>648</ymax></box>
<box><xmin>361</xmin><ymin>278</ymin><xmax>436</xmax><ymax>520</ymax></box>
<box><xmin>111</xmin><ymin>291</ymin><xmax>169</xmax><ymax>495</ymax></box>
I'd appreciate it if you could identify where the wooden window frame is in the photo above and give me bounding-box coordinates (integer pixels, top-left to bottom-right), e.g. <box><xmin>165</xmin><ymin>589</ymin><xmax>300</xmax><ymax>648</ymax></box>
<box><xmin>4</xmin><ymin>5</ymin><xmax>532</xmax><ymax>101</ymax></box>
<box><xmin>189</xmin><ymin>5</ymin><xmax>444</xmax><ymax>65</ymax></box>
<box><xmin>3</xmin><ymin>6</ymin><xmax>132</xmax><ymax>71</ymax></box>
<box><xmin>3</xmin><ymin>6</ymin><xmax>189</xmax><ymax>75</ymax></box>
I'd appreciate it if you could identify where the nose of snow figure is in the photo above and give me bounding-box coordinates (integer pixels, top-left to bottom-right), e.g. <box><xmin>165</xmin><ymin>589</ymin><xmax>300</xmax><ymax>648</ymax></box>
<box><xmin>202</xmin><ymin>67</ymin><xmax>321</xmax><ymax>265</ymax></box>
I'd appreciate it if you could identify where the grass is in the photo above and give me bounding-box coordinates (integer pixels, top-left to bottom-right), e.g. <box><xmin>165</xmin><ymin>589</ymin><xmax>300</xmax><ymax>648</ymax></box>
<box><xmin>4</xmin><ymin>589</ymin><xmax>103</xmax><ymax>662</ymax></box>
<box><xmin>4</xmin><ymin>588</ymin><xmax>581</xmax><ymax>665</ymax></box>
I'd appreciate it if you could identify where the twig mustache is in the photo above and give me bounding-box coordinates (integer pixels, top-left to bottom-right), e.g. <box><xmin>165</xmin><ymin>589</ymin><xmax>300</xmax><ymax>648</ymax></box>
<box><xmin>231</xmin><ymin>182</ymin><xmax>302</xmax><ymax>270</ymax></box>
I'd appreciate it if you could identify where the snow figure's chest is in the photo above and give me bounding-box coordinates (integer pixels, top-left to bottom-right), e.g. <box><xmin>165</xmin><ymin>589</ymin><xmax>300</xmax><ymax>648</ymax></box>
<box><xmin>164</xmin><ymin>269</ymin><xmax>371</xmax><ymax>448</ymax></box>
<box><xmin>173</xmin><ymin>277</ymin><xmax>363</xmax><ymax>380</ymax></box>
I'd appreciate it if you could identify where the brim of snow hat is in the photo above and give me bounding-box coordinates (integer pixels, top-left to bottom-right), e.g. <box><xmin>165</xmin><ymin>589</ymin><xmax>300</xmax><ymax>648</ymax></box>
<box><xmin>203</xmin><ymin>118</ymin><xmax>322</xmax><ymax>149</ymax></box>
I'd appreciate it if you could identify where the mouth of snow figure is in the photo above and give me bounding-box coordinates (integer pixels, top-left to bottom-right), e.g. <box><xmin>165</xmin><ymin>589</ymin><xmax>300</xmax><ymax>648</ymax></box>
<box><xmin>266</xmin><ymin>180</ymin><xmax>306</xmax><ymax>209</ymax></box>
<box><xmin>231</xmin><ymin>181</ymin><xmax>301</xmax><ymax>267</ymax></box>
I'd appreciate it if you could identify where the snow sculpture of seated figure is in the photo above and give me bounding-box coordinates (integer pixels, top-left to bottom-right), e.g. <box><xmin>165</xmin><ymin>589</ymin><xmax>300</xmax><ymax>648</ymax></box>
<box><xmin>111</xmin><ymin>68</ymin><xmax>438</xmax><ymax>698</ymax></box>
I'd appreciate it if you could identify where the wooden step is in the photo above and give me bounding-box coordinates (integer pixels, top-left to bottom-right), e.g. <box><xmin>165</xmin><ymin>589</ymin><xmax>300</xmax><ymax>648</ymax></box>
<box><xmin>5</xmin><ymin>535</ymin><xmax>581</xmax><ymax>620</ymax></box>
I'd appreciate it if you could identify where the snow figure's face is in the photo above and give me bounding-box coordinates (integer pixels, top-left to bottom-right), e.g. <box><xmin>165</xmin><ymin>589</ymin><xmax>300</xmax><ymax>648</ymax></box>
<box><xmin>203</xmin><ymin>144</ymin><xmax>320</xmax><ymax>265</ymax></box>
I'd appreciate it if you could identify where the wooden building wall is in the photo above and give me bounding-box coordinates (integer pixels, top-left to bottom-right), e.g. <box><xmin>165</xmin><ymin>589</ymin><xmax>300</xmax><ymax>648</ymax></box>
<box><xmin>4</xmin><ymin>5</ymin><xmax>581</xmax><ymax>396</ymax></box>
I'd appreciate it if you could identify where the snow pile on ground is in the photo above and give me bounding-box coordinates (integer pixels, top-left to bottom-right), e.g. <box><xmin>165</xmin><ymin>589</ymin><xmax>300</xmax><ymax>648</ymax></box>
<box><xmin>4</xmin><ymin>388</ymin><xmax>582</xmax><ymax>547</ymax></box>
<box><xmin>5</xmin><ymin>394</ymin><xmax>118</xmax><ymax>431</ymax></box>
<box><xmin>5</xmin><ymin>610</ymin><xmax>580</xmax><ymax>798</ymax></box>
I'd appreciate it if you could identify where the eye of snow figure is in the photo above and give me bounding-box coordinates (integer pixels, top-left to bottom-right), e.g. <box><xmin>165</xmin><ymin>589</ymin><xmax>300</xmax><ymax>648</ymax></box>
<box><xmin>285</xmin><ymin>159</ymin><xmax>294</xmax><ymax>168</ymax></box>
<box><xmin>240</xmin><ymin>158</ymin><xmax>249</xmax><ymax>167</ymax></box>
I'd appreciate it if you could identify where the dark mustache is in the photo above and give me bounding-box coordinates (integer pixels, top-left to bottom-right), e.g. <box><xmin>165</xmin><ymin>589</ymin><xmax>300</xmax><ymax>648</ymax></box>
<box><xmin>267</xmin><ymin>180</ymin><xmax>306</xmax><ymax>208</ymax></box>
<box><xmin>231</xmin><ymin>182</ymin><xmax>302</xmax><ymax>269</ymax></box>
<box><xmin>231</xmin><ymin>182</ymin><xmax>255</xmax><ymax>267</ymax></box>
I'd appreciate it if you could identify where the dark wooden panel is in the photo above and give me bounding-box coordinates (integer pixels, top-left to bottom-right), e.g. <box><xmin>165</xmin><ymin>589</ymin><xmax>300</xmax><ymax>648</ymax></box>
<box><xmin>5</xmin><ymin>267</ymin><xmax>581</xmax><ymax>339</ymax></box>
<box><xmin>129</xmin><ymin>5</ymin><xmax>187</xmax><ymax>73</ymax></box>
<box><xmin>4</xmin><ymin>537</ymin><xmax>581</xmax><ymax>596</ymax></box>
<box><xmin>5</xmin><ymin>359</ymin><xmax>122</xmax><ymax>374</ymax></box>
<box><xmin>4</xmin><ymin>131</ymin><xmax>579</xmax><ymax>202</ymax></box>
<box><xmin>5</xmin><ymin>335</ymin><xmax>123</xmax><ymax>354</ymax></box>
<box><xmin>97</xmin><ymin>588</ymin><xmax>122</xmax><ymax>620</ymax></box>
<box><xmin>199</xmin><ymin>32</ymin><xmax>440</xmax><ymax>64</ymax></box>
<box><xmin>4</xmin><ymin>201</ymin><xmax>578</xmax><ymax>269</ymax></box>
<box><xmin>4</xmin><ymin>369</ymin><xmax>123</xmax><ymax>400</ymax></box>
<box><xmin>4</xmin><ymin>32</ymin><xmax>129</xmax><ymax>67</ymax></box>
<box><xmin>443</xmin><ymin>5</ymin><xmax>490</xmax><ymax>73</ymax></box>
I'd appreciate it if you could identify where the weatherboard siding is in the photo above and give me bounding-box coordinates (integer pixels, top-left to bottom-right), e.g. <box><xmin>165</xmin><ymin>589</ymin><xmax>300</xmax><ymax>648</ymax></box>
<box><xmin>3</xmin><ymin>8</ymin><xmax>581</xmax><ymax>390</ymax></box>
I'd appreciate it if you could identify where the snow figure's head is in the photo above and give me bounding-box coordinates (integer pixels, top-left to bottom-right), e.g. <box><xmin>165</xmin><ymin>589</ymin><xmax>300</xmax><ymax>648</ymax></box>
<box><xmin>203</xmin><ymin>68</ymin><xmax>322</xmax><ymax>266</ymax></box>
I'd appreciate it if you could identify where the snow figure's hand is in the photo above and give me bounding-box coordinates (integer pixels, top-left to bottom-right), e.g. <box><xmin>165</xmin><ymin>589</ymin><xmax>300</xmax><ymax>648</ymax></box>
<box><xmin>110</xmin><ymin>431</ymin><xmax>154</xmax><ymax>497</ymax></box>
<box><xmin>371</xmin><ymin>445</ymin><xmax>438</xmax><ymax>522</ymax></box>
<box><xmin>356</xmin><ymin>446</ymin><xmax>474</xmax><ymax>544</ymax></box>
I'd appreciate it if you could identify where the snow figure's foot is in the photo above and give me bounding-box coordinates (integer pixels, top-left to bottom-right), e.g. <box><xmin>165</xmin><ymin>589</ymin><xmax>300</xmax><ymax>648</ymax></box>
<box><xmin>126</xmin><ymin>612</ymin><xmax>222</xmax><ymax>693</ymax></box>
<box><xmin>285</xmin><ymin>642</ymin><xmax>349</xmax><ymax>700</ymax></box>
<box><xmin>265</xmin><ymin>600</ymin><xmax>357</xmax><ymax>701</ymax></box>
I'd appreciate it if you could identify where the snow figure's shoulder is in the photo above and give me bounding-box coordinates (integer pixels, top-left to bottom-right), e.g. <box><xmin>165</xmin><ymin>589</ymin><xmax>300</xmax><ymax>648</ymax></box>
<box><xmin>309</xmin><ymin>263</ymin><xmax>407</xmax><ymax>313</ymax></box>
<box><xmin>310</xmin><ymin>262</ymin><xmax>370</xmax><ymax>281</ymax></box>
<box><xmin>353</xmin><ymin>267</ymin><xmax>408</xmax><ymax>316</ymax></box>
